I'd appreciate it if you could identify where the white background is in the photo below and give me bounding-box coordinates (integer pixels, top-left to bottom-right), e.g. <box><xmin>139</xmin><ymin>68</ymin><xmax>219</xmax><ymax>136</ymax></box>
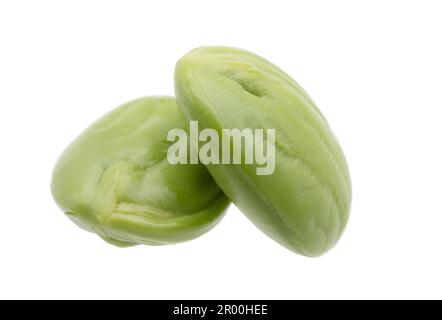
<box><xmin>1</xmin><ymin>0</ymin><xmax>441</xmax><ymax>300</ymax></box>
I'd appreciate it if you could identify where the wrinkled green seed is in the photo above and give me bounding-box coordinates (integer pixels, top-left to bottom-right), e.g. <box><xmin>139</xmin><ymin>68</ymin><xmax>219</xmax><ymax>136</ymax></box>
<box><xmin>175</xmin><ymin>47</ymin><xmax>351</xmax><ymax>256</ymax></box>
<box><xmin>51</xmin><ymin>96</ymin><xmax>229</xmax><ymax>246</ymax></box>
